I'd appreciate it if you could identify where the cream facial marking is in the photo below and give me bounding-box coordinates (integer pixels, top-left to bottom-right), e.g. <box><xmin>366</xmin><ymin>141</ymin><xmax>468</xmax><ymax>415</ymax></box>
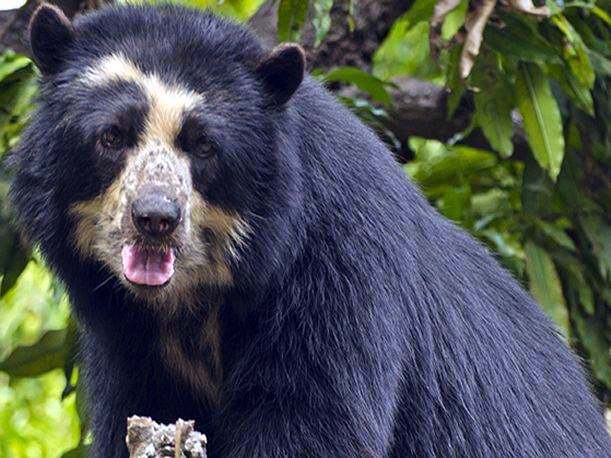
<box><xmin>191</xmin><ymin>193</ymin><xmax>252</xmax><ymax>263</ymax></box>
<box><xmin>81</xmin><ymin>53</ymin><xmax>202</xmax><ymax>145</ymax></box>
<box><xmin>70</xmin><ymin>144</ymin><xmax>192</xmax><ymax>263</ymax></box>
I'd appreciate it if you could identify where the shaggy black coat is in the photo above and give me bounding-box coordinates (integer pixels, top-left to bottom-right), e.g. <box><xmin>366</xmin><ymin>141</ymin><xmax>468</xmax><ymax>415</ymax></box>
<box><xmin>10</xmin><ymin>5</ymin><xmax>610</xmax><ymax>457</ymax></box>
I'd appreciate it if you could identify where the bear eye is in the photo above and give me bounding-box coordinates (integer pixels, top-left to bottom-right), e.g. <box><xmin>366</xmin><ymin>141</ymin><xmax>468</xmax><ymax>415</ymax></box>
<box><xmin>197</xmin><ymin>138</ymin><xmax>216</xmax><ymax>157</ymax></box>
<box><xmin>184</xmin><ymin>135</ymin><xmax>217</xmax><ymax>159</ymax></box>
<box><xmin>99</xmin><ymin>126</ymin><xmax>125</xmax><ymax>150</ymax></box>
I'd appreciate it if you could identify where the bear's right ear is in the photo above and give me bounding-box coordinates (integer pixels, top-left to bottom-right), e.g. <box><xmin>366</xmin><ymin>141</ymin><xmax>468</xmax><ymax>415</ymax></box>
<box><xmin>29</xmin><ymin>4</ymin><xmax>75</xmax><ymax>76</ymax></box>
<box><xmin>256</xmin><ymin>44</ymin><xmax>305</xmax><ymax>106</ymax></box>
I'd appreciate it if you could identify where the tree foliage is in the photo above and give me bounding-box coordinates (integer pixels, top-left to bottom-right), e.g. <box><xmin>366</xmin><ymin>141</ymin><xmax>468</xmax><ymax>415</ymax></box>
<box><xmin>0</xmin><ymin>0</ymin><xmax>609</xmax><ymax>454</ymax></box>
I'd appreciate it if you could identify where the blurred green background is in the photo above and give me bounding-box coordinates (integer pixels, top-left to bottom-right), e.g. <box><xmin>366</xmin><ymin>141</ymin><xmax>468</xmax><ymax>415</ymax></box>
<box><xmin>0</xmin><ymin>0</ymin><xmax>609</xmax><ymax>455</ymax></box>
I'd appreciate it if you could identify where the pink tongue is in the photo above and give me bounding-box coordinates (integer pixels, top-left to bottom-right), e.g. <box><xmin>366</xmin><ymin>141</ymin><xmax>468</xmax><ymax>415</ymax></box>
<box><xmin>121</xmin><ymin>245</ymin><xmax>175</xmax><ymax>286</ymax></box>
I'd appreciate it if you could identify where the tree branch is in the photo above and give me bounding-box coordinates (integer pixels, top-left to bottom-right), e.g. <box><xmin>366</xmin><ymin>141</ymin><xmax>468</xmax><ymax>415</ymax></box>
<box><xmin>126</xmin><ymin>416</ymin><xmax>207</xmax><ymax>457</ymax></box>
<box><xmin>387</xmin><ymin>76</ymin><xmax>469</xmax><ymax>144</ymax></box>
<box><xmin>0</xmin><ymin>0</ymin><xmax>112</xmax><ymax>57</ymax></box>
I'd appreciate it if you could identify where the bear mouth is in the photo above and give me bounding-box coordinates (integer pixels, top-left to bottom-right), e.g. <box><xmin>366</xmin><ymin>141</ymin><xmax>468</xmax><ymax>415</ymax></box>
<box><xmin>121</xmin><ymin>244</ymin><xmax>175</xmax><ymax>287</ymax></box>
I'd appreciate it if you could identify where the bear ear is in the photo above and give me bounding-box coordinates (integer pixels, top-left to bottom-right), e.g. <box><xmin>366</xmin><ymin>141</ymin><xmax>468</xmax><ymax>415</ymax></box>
<box><xmin>256</xmin><ymin>44</ymin><xmax>305</xmax><ymax>106</ymax></box>
<box><xmin>29</xmin><ymin>4</ymin><xmax>75</xmax><ymax>76</ymax></box>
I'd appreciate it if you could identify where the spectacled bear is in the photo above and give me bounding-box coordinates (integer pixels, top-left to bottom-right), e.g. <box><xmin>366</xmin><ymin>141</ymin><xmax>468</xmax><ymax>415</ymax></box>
<box><xmin>9</xmin><ymin>3</ymin><xmax>610</xmax><ymax>457</ymax></box>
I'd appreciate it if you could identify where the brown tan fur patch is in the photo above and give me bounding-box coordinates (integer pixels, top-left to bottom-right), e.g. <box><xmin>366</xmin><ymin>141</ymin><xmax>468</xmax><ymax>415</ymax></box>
<box><xmin>70</xmin><ymin>178</ymin><xmax>125</xmax><ymax>260</ymax></box>
<box><xmin>160</xmin><ymin>305</ymin><xmax>223</xmax><ymax>405</ymax></box>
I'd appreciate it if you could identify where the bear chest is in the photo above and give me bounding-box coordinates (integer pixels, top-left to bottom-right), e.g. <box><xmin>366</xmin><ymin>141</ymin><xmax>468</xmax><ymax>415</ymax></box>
<box><xmin>158</xmin><ymin>305</ymin><xmax>223</xmax><ymax>406</ymax></box>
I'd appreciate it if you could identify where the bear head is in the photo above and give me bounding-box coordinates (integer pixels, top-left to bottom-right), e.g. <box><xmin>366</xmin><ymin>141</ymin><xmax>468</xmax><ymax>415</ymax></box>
<box><xmin>12</xmin><ymin>4</ymin><xmax>306</xmax><ymax>307</ymax></box>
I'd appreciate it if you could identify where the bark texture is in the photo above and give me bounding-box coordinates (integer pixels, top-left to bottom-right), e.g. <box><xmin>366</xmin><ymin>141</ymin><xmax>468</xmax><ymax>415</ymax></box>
<box><xmin>126</xmin><ymin>416</ymin><xmax>207</xmax><ymax>458</ymax></box>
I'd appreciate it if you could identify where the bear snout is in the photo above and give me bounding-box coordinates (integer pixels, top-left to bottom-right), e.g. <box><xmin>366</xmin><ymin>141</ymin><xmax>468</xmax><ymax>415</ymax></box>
<box><xmin>131</xmin><ymin>191</ymin><xmax>181</xmax><ymax>238</ymax></box>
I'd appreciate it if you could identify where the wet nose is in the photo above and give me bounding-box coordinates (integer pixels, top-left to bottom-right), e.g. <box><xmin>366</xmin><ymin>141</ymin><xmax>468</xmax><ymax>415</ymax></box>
<box><xmin>131</xmin><ymin>193</ymin><xmax>181</xmax><ymax>237</ymax></box>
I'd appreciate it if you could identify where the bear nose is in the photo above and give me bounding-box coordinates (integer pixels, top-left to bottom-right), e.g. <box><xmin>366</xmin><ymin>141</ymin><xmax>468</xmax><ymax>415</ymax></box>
<box><xmin>131</xmin><ymin>193</ymin><xmax>181</xmax><ymax>237</ymax></box>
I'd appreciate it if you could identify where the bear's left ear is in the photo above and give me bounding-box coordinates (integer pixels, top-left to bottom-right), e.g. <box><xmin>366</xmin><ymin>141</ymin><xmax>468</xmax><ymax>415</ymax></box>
<box><xmin>256</xmin><ymin>44</ymin><xmax>305</xmax><ymax>106</ymax></box>
<box><xmin>29</xmin><ymin>4</ymin><xmax>75</xmax><ymax>76</ymax></box>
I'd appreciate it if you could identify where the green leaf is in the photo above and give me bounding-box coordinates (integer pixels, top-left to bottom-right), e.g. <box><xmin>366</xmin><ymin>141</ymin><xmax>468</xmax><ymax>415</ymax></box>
<box><xmin>484</xmin><ymin>15</ymin><xmax>562</xmax><ymax>65</ymax></box>
<box><xmin>524</xmin><ymin>240</ymin><xmax>569</xmax><ymax>333</ymax></box>
<box><xmin>446</xmin><ymin>44</ymin><xmax>465</xmax><ymax>118</ymax></box>
<box><xmin>0</xmin><ymin>65</ymin><xmax>37</xmax><ymax>142</ymax></box>
<box><xmin>348</xmin><ymin>7</ymin><xmax>356</xmax><ymax>31</ymax></box>
<box><xmin>61</xmin><ymin>444</ymin><xmax>91</xmax><ymax>458</ymax></box>
<box><xmin>472</xmin><ymin>56</ymin><xmax>515</xmax><ymax>157</ymax></box>
<box><xmin>552</xmin><ymin>15</ymin><xmax>595</xmax><ymax>89</ymax></box>
<box><xmin>405</xmin><ymin>145</ymin><xmax>498</xmax><ymax>189</ymax></box>
<box><xmin>553</xmin><ymin>252</ymin><xmax>595</xmax><ymax>314</ymax></box>
<box><xmin>312</xmin><ymin>0</ymin><xmax>334</xmax><ymax>47</ymax></box>
<box><xmin>0</xmin><ymin>329</ymin><xmax>67</xmax><ymax>378</ymax></box>
<box><xmin>556</xmin><ymin>149</ymin><xmax>595</xmax><ymax>211</ymax></box>
<box><xmin>548</xmin><ymin>63</ymin><xmax>594</xmax><ymax>115</ymax></box>
<box><xmin>590</xmin><ymin>6</ymin><xmax>611</xmax><ymax>25</ymax></box>
<box><xmin>535</xmin><ymin>219</ymin><xmax>576</xmax><ymax>251</ymax></box>
<box><xmin>216</xmin><ymin>0</ymin><xmax>267</xmax><ymax>20</ymax></box>
<box><xmin>403</xmin><ymin>0</ymin><xmax>437</xmax><ymax>28</ymax></box>
<box><xmin>589</xmin><ymin>50</ymin><xmax>611</xmax><ymax>76</ymax></box>
<box><xmin>75</xmin><ymin>375</ymin><xmax>90</xmax><ymax>432</ymax></box>
<box><xmin>577</xmin><ymin>284</ymin><xmax>595</xmax><ymax>315</ymax></box>
<box><xmin>515</xmin><ymin>62</ymin><xmax>565</xmax><ymax>181</ymax></box>
<box><xmin>277</xmin><ymin>0</ymin><xmax>309</xmax><ymax>42</ymax></box>
<box><xmin>0</xmin><ymin>232</ymin><xmax>31</xmax><ymax>296</ymax></box>
<box><xmin>521</xmin><ymin>153</ymin><xmax>558</xmax><ymax>216</ymax></box>
<box><xmin>149</xmin><ymin>0</ymin><xmax>263</xmax><ymax>19</ymax></box>
<box><xmin>441</xmin><ymin>0</ymin><xmax>468</xmax><ymax>40</ymax></box>
<box><xmin>373</xmin><ymin>19</ymin><xmax>441</xmax><ymax>81</ymax></box>
<box><xmin>0</xmin><ymin>54</ymin><xmax>32</xmax><ymax>83</ymax></box>
<box><xmin>571</xmin><ymin>305</ymin><xmax>611</xmax><ymax>390</ymax></box>
<box><xmin>580</xmin><ymin>215</ymin><xmax>611</xmax><ymax>281</ymax></box>
<box><xmin>472</xmin><ymin>189</ymin><xmax>509</xmax><ymax>218</ymax></box>
<box><xmin>336</xmin><ymin>96</ymin><xmax>401</xmax><ymax>150</ymax></box>
<box><xmin>323</xmin><ymin>67</ymin><xmax>393</xmax><ymax>105</ymax></box>
<box><xmin>480</xmin><ymin>229</ymin><xmax>525</xmax><ymax>269</ymax></box>
<box><xmin>571</xmin><ymin>18</ymin><xmax>610</xmax><ymax>55</ymax></box>
<box><xmin>439</xmin><ymin>185</ymin><xmax>471</xmax><ymax>221</ymax></box>
<box><xmin>61</xmin><ymin>320</ymin><xmax>79</xmax><ymax>400</ymax></box>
